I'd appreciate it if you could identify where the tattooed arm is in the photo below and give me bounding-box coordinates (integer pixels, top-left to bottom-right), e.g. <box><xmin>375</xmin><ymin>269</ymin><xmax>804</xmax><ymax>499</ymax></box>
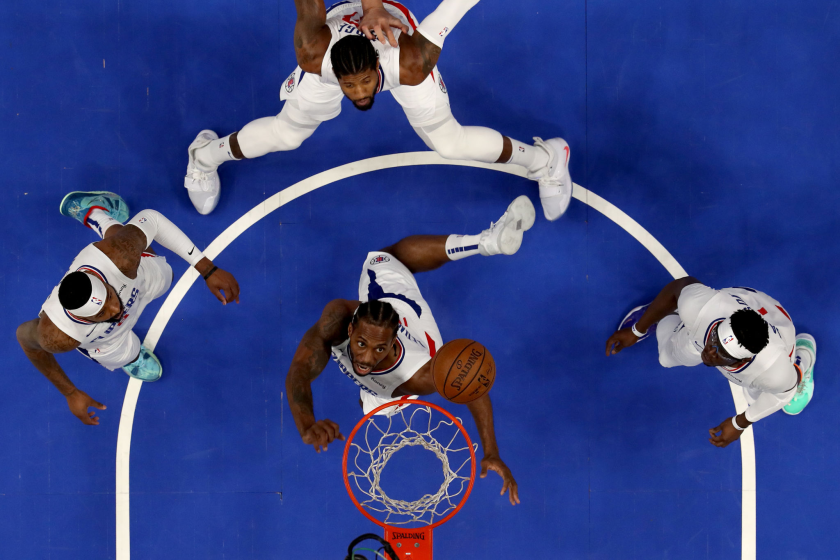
<box><xmin>16</xmin><ymin>314</ymin><xmax>107</xmax><ymax>425</ymax></box>
<box><xmin>398</xmin><ymin>31</ymin><xmax>442</xmax><ymax>86</ymax></box>
<box><xmin>285</xmin><ymin>298</ymin><xmax>359</xmax><ymax>452</ymax></box>
<box><xmin>293</xmin><ymin>0</ymin><xmax>332</xmax><ymax>74</ymax></box>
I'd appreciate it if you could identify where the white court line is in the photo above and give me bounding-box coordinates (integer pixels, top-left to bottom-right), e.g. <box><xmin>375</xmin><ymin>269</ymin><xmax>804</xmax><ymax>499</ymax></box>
<box><xmin>115</xmin><ymin>152</ymin><xmax>756</xmax><ymax>559</ymax></box>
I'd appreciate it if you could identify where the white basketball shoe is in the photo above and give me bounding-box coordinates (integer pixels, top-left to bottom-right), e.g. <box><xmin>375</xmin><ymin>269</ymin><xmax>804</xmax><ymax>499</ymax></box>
<box><xmin>185</xmin><ymin>130</ymin><xmax>221</xmax><ymax>215</ymax></box>
<box><xmin>478</xmin><ymin>195</ymin><xmax>536</xmax><ymax>256</ymax></box>
<box><xmin>528</xmin><ymin>137</ymin><xmax>573</xmax><ymax>221</ymax></box>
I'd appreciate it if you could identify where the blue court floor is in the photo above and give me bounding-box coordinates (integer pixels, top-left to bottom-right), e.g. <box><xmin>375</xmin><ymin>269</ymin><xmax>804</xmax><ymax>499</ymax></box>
<box><xmin>2</xmin><ymin>0</ymin><xmax>839</xmax><ymax>558</ymax></box>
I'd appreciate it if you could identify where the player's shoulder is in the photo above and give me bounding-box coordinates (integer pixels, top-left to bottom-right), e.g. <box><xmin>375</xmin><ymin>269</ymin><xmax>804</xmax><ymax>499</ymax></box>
<box><xmin>36</xmin><ymin>312</ymin><xmax>81</xmax><ymax>353</ymax></box>
<box><xmin>677</xmin><ymin>282</ymin><xmax>718</xmax><ymax>319</ymax></box>
<box><xmin>753</xmin><ymin>353</ymin><xmax>798</xmax><ymax>394</ymax></box>
<box><xmin>318</xmin><ymin>299</ymin><xmax>359</xmax><ymax>342</ymax></box>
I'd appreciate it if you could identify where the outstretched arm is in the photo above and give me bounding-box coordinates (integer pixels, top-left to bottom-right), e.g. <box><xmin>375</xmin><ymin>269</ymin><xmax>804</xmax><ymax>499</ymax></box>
<box><xmin>100</xmin><ymin>209</ymin><xmax>240</xmax><ymax>304</ymax></box>
<box><xmin>285</xmin><ymin>299</ymin><xmax>359</xmax><ymax>452</ymax></box>
<box><xmin>293</xmin><ymin>0</ymin><xmax>332</xmax><ymax>73</ymax></box>
<box><xmin>16</xmin><ymin>316</ymin><xmax>107</xmax><ymax>425</ymax></box>
<box><xmin>466</xmin><ymin>394</ymin><xmax>520</xmax><ymax>505</ymax></box>
<box><xmin>605</xmin><ymin>276</ymin><xmax>700</xmax><ymax>356</ymax></box>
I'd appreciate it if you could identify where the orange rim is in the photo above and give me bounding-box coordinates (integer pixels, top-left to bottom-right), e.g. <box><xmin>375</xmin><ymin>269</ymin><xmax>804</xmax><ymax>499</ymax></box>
<box><xmin>342</xmin><ymin>399</ymin><xmax>476</xmax><ymax>530</ymax></box>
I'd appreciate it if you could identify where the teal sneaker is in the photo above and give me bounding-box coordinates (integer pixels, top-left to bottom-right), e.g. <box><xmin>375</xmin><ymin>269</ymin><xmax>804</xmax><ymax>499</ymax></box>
<box><xmin>122</xmin><ymin>345</ymin><xmax>163</xmax><ymax>382</ymax></box>
<box><xmin>60</xmin><ymin>191</ymin><xmax>130</xmax><ymax>230</ymax></box>
<box><xmin>783</xmin><ymin>334</ymin><xmax>816</xmax><ymax>415</ymax></box>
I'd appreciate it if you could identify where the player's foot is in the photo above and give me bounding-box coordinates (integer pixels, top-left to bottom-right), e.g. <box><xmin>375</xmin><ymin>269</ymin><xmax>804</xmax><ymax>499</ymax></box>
<box><xmin>122</xmin><ymin>345</ymin><xmax>163</xmax><ymax>382</ymax></box>
<box><xmin>185</xmin><ymin>130</ymin><xmax>221</xmax><ymax>215</ymax></box>
<box><xmin>783</xmin><ymin>334</ymin><xmax>816</xmax><ymax>415</ymax></box>
<box><xmin>528</xmin><ymin>137</ymin><xmax>573</xmax><ymax>221</ymax></box>
<box><xmin>478</xmin><ymin>195</ymin><xmax>536</xmax><ymax>256</ymax></box>
<box><xmin>60</xmin><ymin>191</ymin><xmax>130</xmax><ymax>226</ymax></box>
<box><xmin>618</xmin><ymin>303</ymin><xmax>656</xmax><ymax>341</ymax></box>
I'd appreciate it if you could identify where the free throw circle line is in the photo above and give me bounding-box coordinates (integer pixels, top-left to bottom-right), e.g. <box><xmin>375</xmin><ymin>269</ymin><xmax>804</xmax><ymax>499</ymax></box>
<box><xmin>114</xmin><ymin>151</ymin><xmax>755</xmax><ymax>560</ymax></box>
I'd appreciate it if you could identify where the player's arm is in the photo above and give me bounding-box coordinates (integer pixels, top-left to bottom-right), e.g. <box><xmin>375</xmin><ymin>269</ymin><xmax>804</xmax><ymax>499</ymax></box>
<box><xmin>285</xmin><ymin>298</ymin><xmax>359</xmax><ymax>452</ymax></box>
<box><xmin>293</xmin><ymin>0</ymin><xmax>332</xmax><ymax>74</ymax></box>
<box><xmin>359</xmin><ymin>0</ymin><xmax>409</xmax><ymax>48</ymax></box>
<box><xmin>395</xmin><ymin>371</ymin><xmax>519</xmax><ymax>505</ymax></box>
<box><xmin>99</xmin><ymin>209</ymin><xmax>240</xmax><ymax>305</ymax></box>
<box><xmin>709</xmin><ymin>361</ymin><xmax>798</xmax><ymax>448</ymax></box>
<box><xmin>16</xmin><ymin>315</ymin><xmax>106</xmax><ymax>425</ymax></box>
<box><xmin>398</xmin><ymin>0</ymin><xmax>480</xmax><ymax>85</ymax></box>
<box><xmin>605</xmin><ymin>276</ymin><xmax>701</xmax><ymax>356</ymax></box>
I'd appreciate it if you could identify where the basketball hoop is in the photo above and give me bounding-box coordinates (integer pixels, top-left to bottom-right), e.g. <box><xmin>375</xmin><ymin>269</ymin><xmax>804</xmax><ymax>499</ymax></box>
<box><xmin>342</xmin><ymin>400</ymin><xmax>477</xmax><ymax>560</ymax></box>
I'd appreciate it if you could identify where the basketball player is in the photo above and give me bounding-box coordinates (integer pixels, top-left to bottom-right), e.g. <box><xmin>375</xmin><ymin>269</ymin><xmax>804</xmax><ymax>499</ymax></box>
<box><xmin>285</xmin><ymin>196</ymin><xmax>537</xmax><ymax>505</ymax></box>
<box><xmin>16</xmin><ymin>192</ymin><xmax>240</xmax><ymax>426</ymax></box>
<box><xmin>185</xmin><ymin>0</ymin><xmax>573</xmax><ymax>222</ymax></box>
<box><xmin>605</xmin><ymin>277</ymin><xmax>816</xmax><ymax>448</ymax></box>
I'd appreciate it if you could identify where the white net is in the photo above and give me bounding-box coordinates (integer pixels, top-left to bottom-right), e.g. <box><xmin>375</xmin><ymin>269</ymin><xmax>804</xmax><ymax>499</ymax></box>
<box><xmin>346</xmin><ymin>403</ymin><xmax>476</xmax><ymax>526</ymax></box>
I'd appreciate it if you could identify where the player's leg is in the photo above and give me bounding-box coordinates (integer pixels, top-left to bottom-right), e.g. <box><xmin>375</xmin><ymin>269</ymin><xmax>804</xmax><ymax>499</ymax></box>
<box><xmin>184</xmin><ymin>70</ymin><xmax>343</xmax><ymax>214</ymax></box>
<box><xmin>88</xmin><ymin>330</ymin><xmax>163</xmax><ymax>382</ymax></box>
<box><xmin>655</xmin><ymin>315</ymin><xmax>703</xmax><ymax>368</ymax></box>
<box><xmin>381</xmin><ymin>195</ymin><xmax>536</xmax><ymax>273</ymax></box>
<box><xmin>59</xmin><ymin>191</ymin><xmax>129</xmax><ymax>239</ymax></box>
<box><xmin>393</xmin><ymin>71</ymin><xmax>572</xmax><ymax>221</ymax></box>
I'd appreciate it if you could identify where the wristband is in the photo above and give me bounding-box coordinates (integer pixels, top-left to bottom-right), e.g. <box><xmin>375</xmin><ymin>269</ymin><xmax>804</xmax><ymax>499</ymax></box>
<box><xmin>631</xmin><ymin>322</ymin><xmax>647</xmax><ymax>338</ymax></box>
<box><xmin>731</xmin><ymin>416</ymin><xmax>746</xmax><ymax>431</ymax></box>
<box><xmin>202</xmin><ymin>266</ymin><xmax>218</xmax><ymax>281</ymax></box>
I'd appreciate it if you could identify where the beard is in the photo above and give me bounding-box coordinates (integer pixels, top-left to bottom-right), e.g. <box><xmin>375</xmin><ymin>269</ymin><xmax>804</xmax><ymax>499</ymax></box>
<box><xmin>106</xmin><ymin>302</ymin><xmax>126</xmax><ymax>323</ymax></box>
<box><xmin>352</xmin><ymin>95</ymin><xmax>376</xmax><ymax>111</ymax></box>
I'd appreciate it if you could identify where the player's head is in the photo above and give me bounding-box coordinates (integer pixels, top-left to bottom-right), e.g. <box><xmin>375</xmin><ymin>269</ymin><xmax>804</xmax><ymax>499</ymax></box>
<box><xmin>58</xmin><ymin>271</ymin><xmax>124</xmax><ymax>323</ymax></box>
<box><xmin>702</xmin><ymin>309</ymin><xmax>769</xmax><ymax>367</ymax></box>
<box><xmin>347</xmin><ymin>300</ymin><xmax>400</xmax><ymax>375</ymax></box>
<box><xmin>331</xmin><ymin>36</ymin><xmax>380</xmax><ymax>111</ymax></box>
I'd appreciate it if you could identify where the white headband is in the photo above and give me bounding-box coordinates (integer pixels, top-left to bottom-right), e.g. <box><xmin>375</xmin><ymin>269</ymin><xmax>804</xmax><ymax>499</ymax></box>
<box><xmin>66</xmin><ymin>273</ymin><xmax>109</xmax><ymax>317</ymax></box>
<box><xmin>716</xmin><ymin>317</ymin><xmax>756</xmax><ymax>360</ymax></box>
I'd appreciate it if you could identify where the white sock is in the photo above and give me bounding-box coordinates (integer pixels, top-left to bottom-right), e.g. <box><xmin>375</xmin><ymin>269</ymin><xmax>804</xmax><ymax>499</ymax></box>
<box><xmin>86</xmin><ymin>208</ymin><xmax>121</xmax><ymax>239</ymax></box>
<box><xmin>506</xmin><ymin>137</ymin><xmax>549</xmax><ymax>173</ymax></box>
<box><xmin>194</xmin><ymin>133</ymin><xmax>239</xmax><ymax>171</ymax></box>
<box><xmin>795</xmin><ymin>348</ymin><xmax>813</xmax><ymax>376</ymax></box>
<box><xmin>445</xmin><ymin>234</ymin><xmax>481</xmax><ymax>260</ymax></box>
<box><xmin>417</xmin><ymin>0</ymin><xmax>480</xmax><ymax>48</ymax></box>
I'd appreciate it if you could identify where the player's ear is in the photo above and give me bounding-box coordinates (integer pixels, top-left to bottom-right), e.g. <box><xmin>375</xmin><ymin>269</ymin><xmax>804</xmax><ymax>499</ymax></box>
<box><xmin>348</xmin><ymin>322</ymin><xmax>354</xmax><ymax>337</ymax></box>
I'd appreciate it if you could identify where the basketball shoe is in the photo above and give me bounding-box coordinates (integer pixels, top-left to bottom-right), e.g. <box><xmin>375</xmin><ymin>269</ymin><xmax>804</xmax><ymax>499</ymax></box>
<box><xmin>123</xmin><ymin>345</ymin><xmax>163</xmax><ymax>382</ymax></box>
<box><xmin>185</xmin><ymin>130</ymin><xmax>221</xmax><ymax>215</ymax></box>
<box><xmin>478</xmin><ymin>195</ymin><xmax>536</xmax><ymax>256</ymax></box>
<box><xmin>60</xmin><ymin>191</ymin><xmax>130</xmax><ymax>226</ymax></box>
<box><xmin>528</xmin><ymin>137</ymin><xmax>573</xmax><ymax>221</ymax></box>
<box><xmin>618</xmin><ymin>303</ymin><xmax>657</xmax><ymax>341</ymax></box>
<box><xmin>783</xmin><ymin>334</ymin><xmax>816</xmax><ymax>415</ymax></box>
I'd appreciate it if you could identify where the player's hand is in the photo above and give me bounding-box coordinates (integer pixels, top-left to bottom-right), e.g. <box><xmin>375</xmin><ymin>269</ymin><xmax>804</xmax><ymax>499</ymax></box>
<box><xmin>605</xmin><ymin>328</ymin><xmax>640</xmax><ymax>356</ymax></box>
<box><xmin>708</xmin><ymin>417</ymin><xmax>744</xmax><ymax>448</ymax></box>
<box><xmin>205</xmin><ymin>267</ymin><xmax>240</xmax><ymax>305</ymax></box>
<box><xmin>302</xmin><ymin>419</ymin><xmax>345</xmax><ymax>453</ymax></box>
<box><xmin>480</xmin><ymin>455</ymin><xmax>520</xmax><ymax>505</ymax></box>
<box><xmin>65</xmin><ymin>388</ymin><xmax>106</xmax><ymax>425</ymax></box>
<box><xmin>359</xmin><ymin>6</ymin><xmax>408</xmax><ymax>48</ymax></box>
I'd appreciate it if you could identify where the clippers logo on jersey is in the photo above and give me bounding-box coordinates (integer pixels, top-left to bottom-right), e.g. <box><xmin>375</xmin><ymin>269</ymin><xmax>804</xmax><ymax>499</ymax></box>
<box><xmin>285</xmin><ymin>72</ymin><xmax>296</xmax><ymax>93</ymax></box>
<box><xmin>369</xmin><ymin>255</ymin><xmax>390</xmax><ymax>265</ymax></box>
<box><xmin>438</xmin><ymin>75</ymin><xmax>447</xmax><ymax>94</ymax></box>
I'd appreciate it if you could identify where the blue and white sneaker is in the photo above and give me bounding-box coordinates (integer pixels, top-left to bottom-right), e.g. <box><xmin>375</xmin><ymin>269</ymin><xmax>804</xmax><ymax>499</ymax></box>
<box><xmin>122</xmin><ymin>345</ymin><xmax>163</xmax><ymax>382</ymax></box>
<box><xmin>60</xmin><ymin>191</ymin><xmax>130</xmax><ymax>227</ymax></box>
<box><xmin>618</xmin><ymin>303</ymin><xmax>656</xmax><ymax>341</ymax></box>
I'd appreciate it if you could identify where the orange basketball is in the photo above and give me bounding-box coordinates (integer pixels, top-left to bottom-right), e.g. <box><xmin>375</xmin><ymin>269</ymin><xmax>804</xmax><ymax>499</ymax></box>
<box><xmin>431</xmin><ymin>339</ymin><xmax>496</xmax><ymax>404</ymax></box>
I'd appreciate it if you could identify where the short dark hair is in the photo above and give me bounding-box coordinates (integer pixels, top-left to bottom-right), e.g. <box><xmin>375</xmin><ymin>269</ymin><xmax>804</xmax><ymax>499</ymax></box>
<box><xmin>331</xmin><ymin>35</ymin><xmax>378</xmax><ymax>79</ymax></box>
<box><xmin>58</xmin><ymin>271</ymin><xmax>92</xmax><ymax>310</ymax></box>
<box><xmin>352</xmin><ymin>300</ymin><xmax>400</xmax><ymax>337</ymax></box>
<box><xmin>730</xmin><ymin>309</ymin><xmax>770</xmax><ymax>354</ymax></box>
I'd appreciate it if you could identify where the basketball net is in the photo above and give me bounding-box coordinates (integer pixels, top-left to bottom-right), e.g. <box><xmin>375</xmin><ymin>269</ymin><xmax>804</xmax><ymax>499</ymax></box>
<box><xmin>343</xmin><ymin>400</ymin><xmax>477</xmax><ymax>560</ymax></box>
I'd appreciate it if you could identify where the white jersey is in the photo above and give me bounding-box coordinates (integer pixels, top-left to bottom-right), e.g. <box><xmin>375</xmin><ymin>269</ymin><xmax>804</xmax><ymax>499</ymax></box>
<box><xmin>41</xmin><ymin>243</ymin><xmax>172</xmax><ymax>369</ymax></box>
<box><xmin>331</xmin><ymin>252</ymin><xmax>443</xmax><ymax>400</ymax></box>
<box><xmin>677</xmin><ymin>284</ymin><xmax>798</xmax><ymax>420</ymax></box>
<box><xmin>319</xmin><ymin>1</ymin><xmax>417</xmax><ymax>92</ymax></box>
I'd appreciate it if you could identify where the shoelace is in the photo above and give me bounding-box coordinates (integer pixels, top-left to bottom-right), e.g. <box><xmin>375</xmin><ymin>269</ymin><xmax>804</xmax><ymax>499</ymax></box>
<box><xmin>185</xmin><ymin>167</ymin><xmax>211</xmax><ymax>190</ymax></box>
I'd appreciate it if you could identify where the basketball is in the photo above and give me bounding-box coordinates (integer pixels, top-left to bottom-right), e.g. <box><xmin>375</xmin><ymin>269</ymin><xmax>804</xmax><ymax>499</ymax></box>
<box><xmin>431</xmin><ymin>339</ymin><xmax>496</xmax><ymax>404</ymax></box>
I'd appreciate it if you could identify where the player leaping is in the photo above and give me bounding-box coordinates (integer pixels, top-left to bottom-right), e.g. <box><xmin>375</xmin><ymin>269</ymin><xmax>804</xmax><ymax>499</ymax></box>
<box><xmin>185</xmin><ymin>0</ymin><xmax>573</xmax><ymax>221</ymax></box>
<box><xmin>285</xmin><ymin>196</ymin><xmax>537</xmax><ymax>505</ymax></box>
